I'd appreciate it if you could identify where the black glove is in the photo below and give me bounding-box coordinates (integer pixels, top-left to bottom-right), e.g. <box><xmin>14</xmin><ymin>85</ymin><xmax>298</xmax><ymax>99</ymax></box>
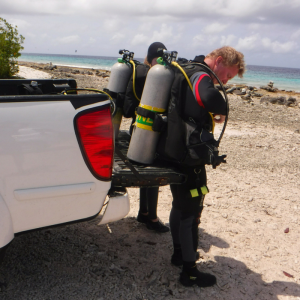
<box><xmin>211</xmin><ymin>153</ymin><xmax>227</xmax><ymax>169</ymax></box>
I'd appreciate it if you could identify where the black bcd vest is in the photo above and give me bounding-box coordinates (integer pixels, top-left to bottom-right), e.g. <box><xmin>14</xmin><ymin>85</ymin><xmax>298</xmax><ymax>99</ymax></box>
<box><xmin>157</xmin><ymin>58</ymin><xmax>225</xmax><ymax>168</ymax></box>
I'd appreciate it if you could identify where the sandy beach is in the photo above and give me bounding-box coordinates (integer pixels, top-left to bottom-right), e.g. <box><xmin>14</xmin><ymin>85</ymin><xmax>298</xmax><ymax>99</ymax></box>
<box><xmin>1</xmin><ymin>62</ymin><xmax>300</xmax><ymax>299</ymax></box>
<box><xmin>17</xmin><ymin>65</ymin><xmax>52</xmax><ymax>79</ymax></box>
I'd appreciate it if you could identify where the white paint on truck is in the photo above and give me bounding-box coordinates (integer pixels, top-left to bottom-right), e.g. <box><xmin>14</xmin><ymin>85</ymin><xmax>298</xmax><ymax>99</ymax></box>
<box><xmin>0</xmin><ymin>100</ymin><xmax>112</xmax><ymax>243</ymax></box>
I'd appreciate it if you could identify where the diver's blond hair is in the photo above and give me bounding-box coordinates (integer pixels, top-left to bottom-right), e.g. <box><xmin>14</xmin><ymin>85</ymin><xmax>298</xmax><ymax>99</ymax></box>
<box><xmin>143</xmin><ymin>56</ymin><xmax>151</xmax><ymax>67</ymax></box>
<box><xmin>206</xmin><ymin>46</ymin><xmax>245</xmax><ymax>78</ymax></box>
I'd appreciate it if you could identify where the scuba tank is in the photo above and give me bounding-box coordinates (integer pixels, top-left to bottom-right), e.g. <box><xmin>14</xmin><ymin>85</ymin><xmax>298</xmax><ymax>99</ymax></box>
<box><xmin>106</xmin><ymin>50</ymin><xmax>134</xmax><ymax>140</ymax></box>
<box><xmin>127</xmin><ymin>51</ymin><xmax>178</xmax><ymax>164</ymax></box>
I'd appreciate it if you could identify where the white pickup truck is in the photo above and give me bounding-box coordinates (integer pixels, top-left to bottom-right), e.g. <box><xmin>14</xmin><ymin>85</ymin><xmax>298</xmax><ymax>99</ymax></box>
<box><xmin>0</xmin><ymin>79</ymin><xmax>185</xmax><ymax>262</ymax></box>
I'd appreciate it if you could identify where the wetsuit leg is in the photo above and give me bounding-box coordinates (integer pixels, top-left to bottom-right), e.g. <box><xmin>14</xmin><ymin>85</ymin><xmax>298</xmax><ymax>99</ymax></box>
<box><xmin>179</xmin><ymin>212</ymin><xmax>201</xmax><ymax>261</ymax></box>
<box><xmin>169</xmin><ymin>205</ymin><xmax>181</xmax><ymax>245</ymax></box>
<box><xmin>139</xmin><ymin>188</ymin><xmax>148</xmax><ymax>214</ymax></box>
<box><xmin>147</xmin><ymin>187</ymin><xmax>159</xmax><ymax>220</ymax></box>
<box><xmin>170</xmin><ymin>166</ymin><xmax>206</xmax><ymax>262</ymax></box>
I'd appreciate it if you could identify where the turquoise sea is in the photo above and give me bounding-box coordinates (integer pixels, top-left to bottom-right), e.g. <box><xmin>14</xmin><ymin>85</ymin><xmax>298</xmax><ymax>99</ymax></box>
<box><xmin>20</xmin><ymin>53</ymin><xmax>300</xmax><ymax>92</ymax></box>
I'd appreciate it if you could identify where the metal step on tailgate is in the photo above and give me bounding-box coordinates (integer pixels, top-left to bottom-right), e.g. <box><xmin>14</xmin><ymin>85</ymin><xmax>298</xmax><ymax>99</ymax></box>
<box><xmin>112</xmin><ymin>131</ymin><xmax>186</xmax><ymax>187</ymax></box>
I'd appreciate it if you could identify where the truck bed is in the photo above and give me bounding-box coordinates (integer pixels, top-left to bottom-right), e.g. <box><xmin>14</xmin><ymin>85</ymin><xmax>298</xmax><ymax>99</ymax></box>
<box><xmin>112</xmin><ymin>131</ymin><xmax>186</xmax><ymax>187</ymax></box>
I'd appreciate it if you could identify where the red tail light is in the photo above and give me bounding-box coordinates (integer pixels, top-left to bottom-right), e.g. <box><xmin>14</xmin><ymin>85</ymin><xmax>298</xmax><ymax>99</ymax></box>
<box><xmin>74</xmin><ymin>104</ymin><xmax>114</xmax><ymax>181</ymax></box>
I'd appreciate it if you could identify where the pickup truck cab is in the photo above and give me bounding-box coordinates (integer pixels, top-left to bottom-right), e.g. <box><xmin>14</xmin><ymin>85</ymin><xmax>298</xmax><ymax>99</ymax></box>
<box><xmin>0</xmin><ymin>79</ymin><xmax>185</xmax><ymax>261</ymax></box>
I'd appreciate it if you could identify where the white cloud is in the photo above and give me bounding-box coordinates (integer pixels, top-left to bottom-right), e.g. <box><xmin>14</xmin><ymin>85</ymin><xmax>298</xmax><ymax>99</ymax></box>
<box><xmin>1</xmin><ymin>0</ymin><xmax>300</xmax><ymax>67</ymax></box>
<box><xmin>193</xmin><ymin>34</ymin><xmax>205</xmax><ymax>45</ymax></box>
<box><xmin>1</xmin><ymin>0</ymin><xmax>300</xmax><ymax>24</ymax></box>
<box><xmin>203</xmin><ymin>23</ymin><xmax>229</xmax><ymax>34</ymax></box>
<box><xmin>248</xmin><ymin>23</ymin><xmax>261</xmax><ymax>30</ymax></box>
<box><xmin>220</xmin><ymin>34</ymin><xmax>236</xmax><ymax>46</ymax></box>
<box><xmin>235</xmin><ymin>34</ymin><xmax>297</xmax><ymax>54</ymax></box>
<box><xmin>25</xmin><ymin>32</ymin><xmax>36</xmax><ymax>39</ymax></box>
<box><xmin>57</xmin><ymin>35</ymin><xmax>80</xmax><ymax>44</ymax></box>
<box><xmin>150</xmin><ymin>24</ymin><xmax>177</xmax><ymax>44</ymax></box>
<box><xmin>236</xmin><ymin>35</ymin><xmax>260</xmax><ymax>50</ymax></box>
<box><xmin>262</xmin><ymin>38</ymin><xmax>296</xmax><ymax>53</ymax></box>
<box><xmin>138</xmin><ymin>22</ymin><xmax>154</xmax><ymax>33</ymax></box>
<box><xmin>111</xmin><ymin>33</ymin><xmax>125</xmax><ymax>43</ymax></box>
<box><xmin>257</xmin><ymin>16</ymin><xmax>266</xmax><ymax>21</ymax></box>
<box><xmin>103</xmin><ymin>19</ymin><xmax>122</xmax><ymax>33</ymax></box>
<box><xmin>7</xmin><ymin>18</ymin><xmax>31</xmax><ymax>29</ymax></box>
<box><xmin>131</xmin><ymin>34</ymin><xmax>149</xmax><ymax>46</ymax></box>
<box><xmin>291</xmin><ymin>29</ymin><xmax>300</xmax><ymax>39</ymax></box>
<box><xmin>40</xmin><ymin>33</ymin><xmax>49</xmax><ymax>39</ymax></box>
<box><xmin>192</xmin><ymin>33</ymin><xmax>219</xmax><ymax>49</ymax></box>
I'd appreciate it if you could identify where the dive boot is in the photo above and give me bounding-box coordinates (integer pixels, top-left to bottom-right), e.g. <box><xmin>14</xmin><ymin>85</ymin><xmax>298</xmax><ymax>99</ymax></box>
<box><xmin>180</xmin><ymin>262</ymin><xmax>216</xmax><ymax>287</ymax></box>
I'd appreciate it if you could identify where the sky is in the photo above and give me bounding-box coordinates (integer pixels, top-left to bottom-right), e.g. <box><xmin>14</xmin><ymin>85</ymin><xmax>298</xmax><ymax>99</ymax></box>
<box><xmin>1</xmin><ymin>0</ymin><xmax>300</xmax><ymax>68</ymax></box>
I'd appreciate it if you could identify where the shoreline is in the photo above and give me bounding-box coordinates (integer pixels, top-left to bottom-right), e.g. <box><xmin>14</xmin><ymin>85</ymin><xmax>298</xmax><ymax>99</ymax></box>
<box><xmin>19</xmin><ymin>58</ymin><xmax>300</xmax><ymax>92</ymax></box>
<box><xmin>18</xmin><ymin>60</ymin><xmax>111</xmax><ymax>74</ymax></box>
<box><xmin>20</xmin><ymin>62</ymin><xmax>112</xmax><ymax>71</ymax></box>
<box><xmin>17</xmin><ymin>61</ymin><xmax>300</xmax><ymax>100</ymax></box>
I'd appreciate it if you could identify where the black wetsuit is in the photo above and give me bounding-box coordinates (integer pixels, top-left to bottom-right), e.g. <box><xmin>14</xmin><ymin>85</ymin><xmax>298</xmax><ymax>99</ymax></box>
<box><xmin>123</xmin><ymin>63</ymin><xmax>159</xmax><ymax>220</ymax></box>
<box><xmin>169</xmin><ymin>56</ymin><xmax>226</xmax><ymax>263</ymax></box>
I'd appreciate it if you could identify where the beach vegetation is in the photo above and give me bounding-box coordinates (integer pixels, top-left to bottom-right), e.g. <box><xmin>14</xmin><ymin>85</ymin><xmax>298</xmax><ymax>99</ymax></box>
<box><xmin>0</xmin><ymin>17</ymin><xmax>25</xmax><ymax>78</ymax></box>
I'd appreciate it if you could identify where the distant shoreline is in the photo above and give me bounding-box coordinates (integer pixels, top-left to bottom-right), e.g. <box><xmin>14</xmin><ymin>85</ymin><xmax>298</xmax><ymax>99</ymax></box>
<box><xmin>19</xmin><ymin>53</ymin><xmax>300</xmax><ymax>92</ymax></box>
<box><xmin>19</xmin><ymin>60</ymin><xmax>110</xmax><ymax>72</ymax></box>
<box><xmin>18</xmin><ymin>61</ymin><xmax>300</xmax><ymax>100</ymax></box>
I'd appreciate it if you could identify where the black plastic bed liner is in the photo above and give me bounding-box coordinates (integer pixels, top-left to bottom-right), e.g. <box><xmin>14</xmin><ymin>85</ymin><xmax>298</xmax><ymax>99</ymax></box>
<box><xmin>0</xmin><ymin>79</ymin><xmax>77</xmax><ymax>95</ymax></box>
<box><xmin>112</xmin><ymin>131</ymin><xmax>186</xmax><ymax>187</ymax></box>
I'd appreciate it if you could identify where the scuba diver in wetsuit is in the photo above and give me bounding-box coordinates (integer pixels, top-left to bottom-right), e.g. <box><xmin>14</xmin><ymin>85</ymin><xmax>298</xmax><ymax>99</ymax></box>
<box><xmin>123</xmin><ymin>42</ymin><xmax>170</xmax><ymax>233</ymax></box>
<box><xmin>165</xmin><ymin>46</ymin><xmax>245</xmax><ymax>287</ymax></box>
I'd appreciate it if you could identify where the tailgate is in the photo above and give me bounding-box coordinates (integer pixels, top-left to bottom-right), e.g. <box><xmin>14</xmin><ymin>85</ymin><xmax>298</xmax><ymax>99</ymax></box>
<box><xmin>112</xmin><ymin>131</ymin><xmax>186</xmax><ymax>187</ymax></box>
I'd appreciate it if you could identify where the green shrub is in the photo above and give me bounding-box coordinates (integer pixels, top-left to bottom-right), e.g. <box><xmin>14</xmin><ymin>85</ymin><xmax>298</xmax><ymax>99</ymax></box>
<box><xmin>0</xmin><ymin>17</ymin><xmax>24</xmax><ymax>78</ymax></box>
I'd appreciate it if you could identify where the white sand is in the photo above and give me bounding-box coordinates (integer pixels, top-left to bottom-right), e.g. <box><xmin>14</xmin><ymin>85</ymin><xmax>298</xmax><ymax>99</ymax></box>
<box><xmin>17</xmin><ymin>66</ymin><xmax>52</xmax><ymax>79</ymax></box>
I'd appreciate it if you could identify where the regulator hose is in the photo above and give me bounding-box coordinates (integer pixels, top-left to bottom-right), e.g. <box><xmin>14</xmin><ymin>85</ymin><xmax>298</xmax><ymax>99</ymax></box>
<box><xmin>129</xmin><ymin>60</ymin><xmax>140</xmax><ymax>102</ymax></box>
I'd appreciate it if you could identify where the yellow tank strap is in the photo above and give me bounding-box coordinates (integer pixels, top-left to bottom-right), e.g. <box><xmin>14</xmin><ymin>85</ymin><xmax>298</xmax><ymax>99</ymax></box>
<box><xmin>140</xmin><ymin>103</ymin><xmax>165</xmax><ymax>113</ymax></box>
<box><xmin>171</xmin><ymin>61</ymin><xmax>215</xmax><ymax>134</ymax></box>
<box><xmin>129</xmin><ymin>60</ymin><xmax>141</xmax><ymax>102</ymax></box>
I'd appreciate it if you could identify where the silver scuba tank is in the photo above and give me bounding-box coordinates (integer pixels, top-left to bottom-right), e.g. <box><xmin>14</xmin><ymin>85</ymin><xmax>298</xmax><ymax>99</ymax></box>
<box><xmin>107</xmin><ymin>50</ymin><xmax>134</xmax><ymax>140</ymax></box>
<box><xmin>107</xmin><ymin>59</ymin><xmax>132</xmax><ymax>93</ymax></box>
<box><xmin>127</xmin><ymin>54</ymin><xmax>176</xmax><ymax>164</ymax></box>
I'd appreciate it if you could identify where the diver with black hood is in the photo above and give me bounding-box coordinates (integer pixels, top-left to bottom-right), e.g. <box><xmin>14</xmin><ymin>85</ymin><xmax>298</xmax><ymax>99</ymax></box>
<box><xmin>123</xmin><ymin>42</ymin><xmax>170</xmax><ymax>233</ymax></box>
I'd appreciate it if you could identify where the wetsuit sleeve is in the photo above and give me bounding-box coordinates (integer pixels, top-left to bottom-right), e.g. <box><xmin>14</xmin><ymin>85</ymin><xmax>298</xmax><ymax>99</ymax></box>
<box><xmin>192</xmin><ymin>72</ymin><xmax>226</xmax><ymax>115</ymax></box>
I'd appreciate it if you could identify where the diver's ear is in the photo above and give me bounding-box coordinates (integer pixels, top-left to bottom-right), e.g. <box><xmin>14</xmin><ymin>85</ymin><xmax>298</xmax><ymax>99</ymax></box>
<box><xmin>215</xmin><ymin>56</ymin><xmax>223</xmax><ymax>66</ymax></box>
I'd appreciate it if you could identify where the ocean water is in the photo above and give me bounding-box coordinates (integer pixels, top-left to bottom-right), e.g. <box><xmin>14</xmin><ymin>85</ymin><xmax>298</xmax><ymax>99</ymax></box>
<box><xmin>230</xmin><ymin>65</ymin><xmax>300</xmax><ymax>92</ymax></box>
<box><xmin>20</xmin><ymin>53</ymin><xmax>300</xmax><ymax>92</ymax></box>
<box><xmin>20</xmin><ymin>53</ymin><xmax>144</xmax><ymax>71</ymax></box>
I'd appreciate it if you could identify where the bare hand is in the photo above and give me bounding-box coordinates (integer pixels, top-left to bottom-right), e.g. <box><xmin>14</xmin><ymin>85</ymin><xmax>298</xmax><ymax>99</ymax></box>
<box><xmin>213</xmin><ymin>115</ymin><xmax>226</xmax><ymax>123</ymax></box>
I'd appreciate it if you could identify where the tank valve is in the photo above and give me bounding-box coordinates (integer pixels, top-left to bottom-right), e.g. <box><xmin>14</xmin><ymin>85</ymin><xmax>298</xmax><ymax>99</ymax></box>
<box><xmin>162</xmin><ymin>50</ymin><xmax>178</xmax><ymax>64</ymax></box>
<box><xmin>118</xmin><ymin>49</ymin><xmax>134</xmax><ymax>62</ymax></box>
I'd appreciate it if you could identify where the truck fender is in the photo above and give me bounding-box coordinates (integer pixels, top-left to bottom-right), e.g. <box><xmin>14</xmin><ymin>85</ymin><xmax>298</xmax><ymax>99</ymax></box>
<box><xmin>0</xmin><ymin>195</ymin><xmax>14</xmax><ymax>248</ymax></box>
